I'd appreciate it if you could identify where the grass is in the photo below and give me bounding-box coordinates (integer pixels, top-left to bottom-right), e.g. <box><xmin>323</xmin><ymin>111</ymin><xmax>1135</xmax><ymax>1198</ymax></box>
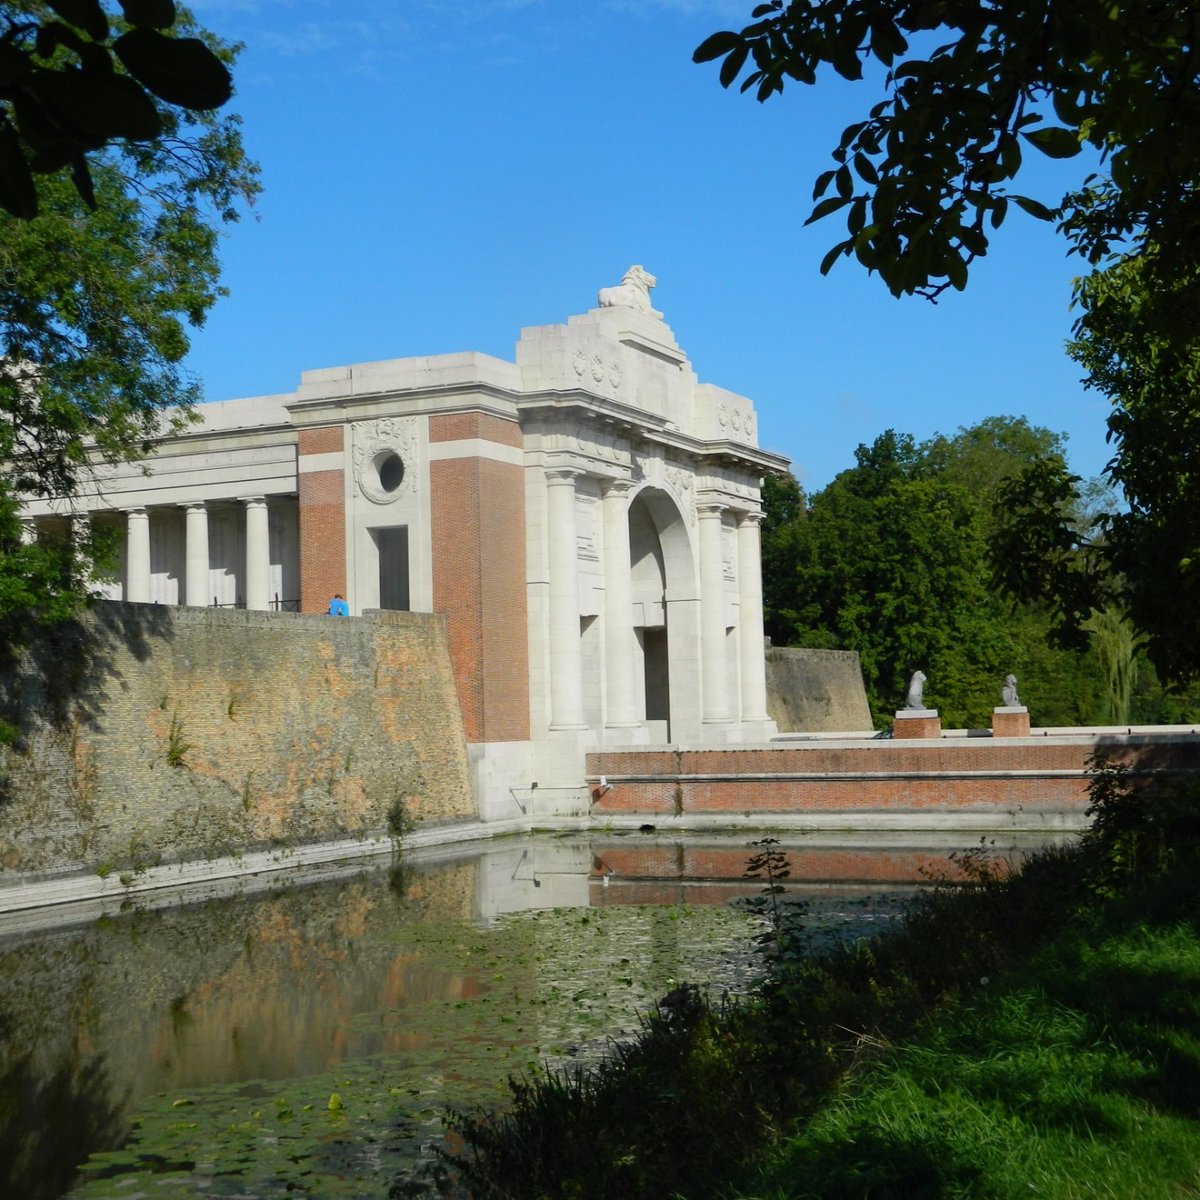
<box><xmin>742</xmin><ymin>896</ymin><xmax>1200</xmax><ymax>1199</ymax></box>
<box><xmin>433</xmin><ymin>763</ymin><xmax>1200</xmax><ymax>1200</ymax></box>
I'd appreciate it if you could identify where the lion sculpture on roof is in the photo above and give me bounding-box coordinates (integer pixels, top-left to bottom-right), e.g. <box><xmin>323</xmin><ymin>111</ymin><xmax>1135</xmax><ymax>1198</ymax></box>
<box><xmin>598</xmin><ymin>265</ymin><xmax>662</xmax><ymax>319</ymax></box>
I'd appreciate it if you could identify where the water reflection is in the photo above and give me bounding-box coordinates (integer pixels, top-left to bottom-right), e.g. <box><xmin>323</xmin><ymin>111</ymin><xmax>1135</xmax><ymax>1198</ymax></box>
<box><xmin>0</xmin><ymin>830</ymin><xmax>1066</xmax><ymax>1199</ymax></box>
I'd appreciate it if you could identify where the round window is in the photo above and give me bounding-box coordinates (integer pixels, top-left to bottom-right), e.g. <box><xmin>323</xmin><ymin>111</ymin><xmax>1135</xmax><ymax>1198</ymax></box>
<box><xmin>375</xmin><ymin>451</ymin><xmax>404</xmax><ymax>494</ymax></box>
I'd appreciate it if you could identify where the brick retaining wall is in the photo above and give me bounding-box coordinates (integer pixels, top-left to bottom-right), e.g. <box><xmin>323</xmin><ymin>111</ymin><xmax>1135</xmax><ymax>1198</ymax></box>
<box><xmin>587</xmin><ymin>734</ymin><xmax>1200</xmax><ymax>827</ymax></box>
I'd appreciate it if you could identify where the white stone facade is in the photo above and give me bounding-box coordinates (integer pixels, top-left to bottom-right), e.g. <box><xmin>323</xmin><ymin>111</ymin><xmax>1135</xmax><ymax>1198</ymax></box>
<box><xmin>21</xmin><ymin>270</ymin><xmax>788</xmax><ymax>810</ymax></box>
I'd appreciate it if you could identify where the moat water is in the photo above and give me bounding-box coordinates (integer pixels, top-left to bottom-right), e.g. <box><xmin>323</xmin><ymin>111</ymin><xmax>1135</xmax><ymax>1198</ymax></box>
<box><xmin>0</xmin><ymin>830</ymin><xmax>1063</xmax><ymax>1198</ymax></box>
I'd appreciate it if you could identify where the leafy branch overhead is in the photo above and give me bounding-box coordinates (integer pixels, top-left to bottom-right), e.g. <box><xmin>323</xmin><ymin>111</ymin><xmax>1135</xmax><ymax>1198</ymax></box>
<box><xmin>0</xmin><ymin>2</ymin><xmax>257</xmax><ymax>628</ymax></box>
<box><xmin>0</xmin><ymin>0</ymin><xmax>233</xmax><ymax>219</ymax></box>
<box><xmin>695</xmin><ymin>1</ymin><xmax>1200</xmax><ymax>300</ymax></box>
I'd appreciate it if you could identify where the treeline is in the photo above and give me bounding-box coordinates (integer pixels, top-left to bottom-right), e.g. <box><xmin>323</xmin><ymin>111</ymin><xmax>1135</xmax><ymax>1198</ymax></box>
<box><xmin>761</xmin><ymin>416</ymin><xmax>1200</xmax><ymax>729</ymax></box>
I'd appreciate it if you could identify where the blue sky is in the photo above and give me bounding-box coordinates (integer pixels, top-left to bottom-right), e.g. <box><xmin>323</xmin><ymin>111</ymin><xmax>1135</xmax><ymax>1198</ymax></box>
<box><xmin>185</xmin><ymin>0</ymin><xmax>1114</xmax><ymax>492</ymax></box>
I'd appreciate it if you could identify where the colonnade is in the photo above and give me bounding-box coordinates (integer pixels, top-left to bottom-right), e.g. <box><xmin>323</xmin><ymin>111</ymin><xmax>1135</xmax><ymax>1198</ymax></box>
<box><xmin>544</xmin><ymin>466</ymin><xmax>770</xmax><ymax>734</ymax></box>
<box><xmin>31</xmin><ymin>496</ymin><xmax>274</xmax><ymax>610</ymax></box>
<box><xmin>118</xmin><ymin>496</ymin><xmax>274</xmax><ymax>609</ymax></box>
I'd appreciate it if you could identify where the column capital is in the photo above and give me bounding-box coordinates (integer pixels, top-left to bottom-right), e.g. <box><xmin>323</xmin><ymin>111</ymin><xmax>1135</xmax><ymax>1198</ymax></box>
<box><xmin>181</xmin><ymin>500</ymin><xmax>208</xmax><ymax>513</ymax></box>
<box><xmin>735</xmin><ymin>508</ymin><xmax>765</xmax><ymax>528</ymax></box>
<box><xmin>601</xmin><ymin>477</ymin><xmax>636</xmax><ymax>501</ymax></box>
<box><xmin>240</xmin><ymin>495</ymin><xmax>268</xmax><ymax>508</ymax></box>
<box><xmin>125</xmin><ymin>505</ymin><xmax>148</xmax><ymax>517</ymax></box>
<box><xmin>696</xmin><ymin>500</ymin><xmax>726</xmax><ymax>519</ymax></box>
<box><xmin>545</xmin><ymin>465</ymin><xmax>583</xmax><ymax>485</ymax></box>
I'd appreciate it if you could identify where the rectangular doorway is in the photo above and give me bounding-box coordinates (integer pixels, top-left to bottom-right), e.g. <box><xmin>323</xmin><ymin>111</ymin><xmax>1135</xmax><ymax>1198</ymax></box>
<box><xmin>372</xmin><ymin>526</ymin><xmax>410</xmax><ymax>610</ymax></box>
<box><xmin>643</xmin><ymin>626</ymin><xmax>670</xmax><ymax>738</ymax></box>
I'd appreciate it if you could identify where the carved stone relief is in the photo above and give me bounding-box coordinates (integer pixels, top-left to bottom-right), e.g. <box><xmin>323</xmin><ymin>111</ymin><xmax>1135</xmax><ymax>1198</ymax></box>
<box><xmin>352</xmin><ymin>417</ymin><xmax>419</xmax><ymax>505</ymax></box>
<box><xmin>571</xmin><ymin>347</ymin><xmax>624</xmax><ymax>395</ymax></box>
<box><xmin>716</xmin><ymin>399</ymin><xmax>755</xmax><ymax>443</ymax></box>
<box><xmin>573</xmin><ymin>426</ymin><xmax>630</xmax><ymax>467</ymax></box>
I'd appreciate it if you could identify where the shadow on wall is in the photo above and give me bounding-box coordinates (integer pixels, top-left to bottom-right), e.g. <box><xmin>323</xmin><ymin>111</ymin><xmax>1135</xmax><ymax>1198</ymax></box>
<box><xmin>0</xmin><ymin>601</ymin><xmax>176</xmax><ymax>745</ymax></box>
<box><xmin>765</xmin><ymin>645</ymin><xmax>873</xmax><ymax>733</ymax></box>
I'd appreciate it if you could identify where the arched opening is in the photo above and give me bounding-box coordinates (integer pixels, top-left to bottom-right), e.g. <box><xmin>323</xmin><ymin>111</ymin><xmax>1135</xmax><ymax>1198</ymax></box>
<box><xmin>626</xmin><ymin>487</ymin><xmax>697</xmax><ymax>742</ymax></box>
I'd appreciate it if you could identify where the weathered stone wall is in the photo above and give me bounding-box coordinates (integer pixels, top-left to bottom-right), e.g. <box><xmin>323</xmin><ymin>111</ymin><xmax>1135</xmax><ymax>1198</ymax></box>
<box><xmin>765</xmin><ymin>646</ymin><xmax>873</xmax><ymax>732</ymax></box>
<box><xmin>0</xmin><ymin>603</ymin><xmax>474</xmax><ymax>876</ymax></box>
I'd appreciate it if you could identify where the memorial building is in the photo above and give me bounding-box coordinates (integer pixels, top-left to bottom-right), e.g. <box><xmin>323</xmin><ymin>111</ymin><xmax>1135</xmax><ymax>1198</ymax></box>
<box><xmin>20</xmin><ymin>269</ymin><xmax>788</xmax><ymax>807</ymax></box>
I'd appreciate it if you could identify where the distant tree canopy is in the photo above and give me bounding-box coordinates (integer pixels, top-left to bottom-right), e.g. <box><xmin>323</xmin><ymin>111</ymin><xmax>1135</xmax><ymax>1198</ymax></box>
<box><xmin>762</xmin><ymin>417</ymin><xmax>1200</xmax><ymax>729</ymax></box>
<box><xmin>0</xmin><ymin>2</ymin><xmax>258</xmax><ymax>624</ymax></box>
<box><xmin>698</xmin><ymin>2</ymin><xmax>1200</xmax><ymax>683</ymax></box>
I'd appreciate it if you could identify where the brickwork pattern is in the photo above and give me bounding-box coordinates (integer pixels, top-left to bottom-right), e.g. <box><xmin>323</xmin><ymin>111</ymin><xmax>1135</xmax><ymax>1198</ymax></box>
<box><xmin>298</xmin><ymin>427</ymin><xmax>346</xmax><ymax>614</ymax></box>
<box><xmin>298</xmin><ymin>426</ymin><xmax>347</xmax><ymax>455</ymax></box>
<box><xmin>0</xmin><ymin>603</ymin><xmax>474</xmax><ymax>875</ymax></box>
<box><xmin>992</xmin><ymin>710</ymin><xmax>1032</xmax><ymax>737</ymax></box>
<box><xmin>299</xmin><ymin>469</ymin><xmax>347</xmax><ymax>614</ymax></box>
<box><xmin>893</xmin><ymin>714</ymin><xmax>942</xmax><ymax>739</ymax></box>
<box><xmin>429</xmin><ymin>411</ymin><xmax>524</xmax><ymax>448</ymax></box>
<box><xmin>587</xmin><ymin>740</ymin><xmax>1200</xmax><ymax>820</ymax></box>
<box><xmin>429</xmin><ymin>418</ymin><xmax>529</xmax><ymax>744</ymax></box>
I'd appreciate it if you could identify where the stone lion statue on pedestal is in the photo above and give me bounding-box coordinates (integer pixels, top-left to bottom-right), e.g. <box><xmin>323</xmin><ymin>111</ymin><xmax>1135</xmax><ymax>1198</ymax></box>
<box><xmin>598</xmin><ymin>265</ymin><xmax>662</xmax><ymax>318</ymax></box>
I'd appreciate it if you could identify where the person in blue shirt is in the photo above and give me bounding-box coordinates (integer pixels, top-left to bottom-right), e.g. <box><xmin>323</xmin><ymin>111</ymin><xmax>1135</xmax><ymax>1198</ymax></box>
<box><xmin>327</xmin><ymin>593</ymin><xmax>349</xmax><ymax>617</ymax></box>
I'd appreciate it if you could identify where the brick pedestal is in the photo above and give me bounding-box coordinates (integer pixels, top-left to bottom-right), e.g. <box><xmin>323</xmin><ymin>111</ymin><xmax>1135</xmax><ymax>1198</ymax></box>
<box><xmin>893</xmin><ymin>709</ymin><xmax>941</xmax><ymax>739</ymax></box>
<box><xmin>991</xmin><ymin>706</ymin><xmax>1030</xmax><ymax>737</ymax></box>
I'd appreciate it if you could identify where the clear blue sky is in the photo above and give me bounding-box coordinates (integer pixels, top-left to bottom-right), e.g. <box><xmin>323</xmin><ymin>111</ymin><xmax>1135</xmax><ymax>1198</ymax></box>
<box><xmin>186</xmin><ymin>0</ymin><xmax>1114</xmax><ymax>492</ymax></box>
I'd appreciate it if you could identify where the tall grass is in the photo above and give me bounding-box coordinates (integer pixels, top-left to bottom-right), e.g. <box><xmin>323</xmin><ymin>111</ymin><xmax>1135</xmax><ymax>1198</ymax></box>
<box><xmin>426</xmin><ymin>761</ymin><xmax>1200</xmax><ymax>1200</ymax></box>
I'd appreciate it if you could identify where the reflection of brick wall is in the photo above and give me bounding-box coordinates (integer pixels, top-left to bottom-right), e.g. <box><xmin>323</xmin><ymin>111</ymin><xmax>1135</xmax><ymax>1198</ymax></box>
<box><xmin>588</xmin><ymin>739</ymin><xmax>1200</xmax><ymax>820</ymax></box>
<box><xmin>591</xmin><ymin>845</ymin><xmax>965</xmax><ymax>886</ymax></box>
<box><xmin>429</xmin><ymin>413</ymin><xmax>529</xmax><ymax>743</ymax></box>
<box><xmin>0</xmin><ymin>604</ymin><xmax>474</xmax><ymax>875</ymax></box>
<box><xmin>297</xmin><ymin>427</ymin><xmax>346</xmax><ymax>614</ymax></box>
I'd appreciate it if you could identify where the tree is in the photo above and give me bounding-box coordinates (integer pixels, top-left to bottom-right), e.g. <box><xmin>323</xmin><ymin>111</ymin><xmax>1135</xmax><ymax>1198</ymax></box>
<box><xmin>760</xmin><ymin>468</ymin><xmax>807</xmax><ymax>645</ymax></box>
<box><xmin>694</xmin><ymin>1</ymin><xmax>1200</xmax><ymax>302</ymax></box>
<box><xmin>762</xmin><ymin>418</ymin><xmax>1196</xmax><ymax>728</ymax></box>
<box><xmin>0</xmin><ymin>3</ymin><xmax>257</xmax><ymax>621</ymax></box>
<box><xmin>0</xmin><ymin>1</ymin><xmax>233</xmax><ymax>219</ymax></box>
<box><xmin>696</xmin><ymin>1</ymin><xmax>1200</xmax><ymax>680</ymax></box>
<box><xmin>768</xmin><ymin>430</ymin><xmax>1006</xmax><ymax>725</ymax></box>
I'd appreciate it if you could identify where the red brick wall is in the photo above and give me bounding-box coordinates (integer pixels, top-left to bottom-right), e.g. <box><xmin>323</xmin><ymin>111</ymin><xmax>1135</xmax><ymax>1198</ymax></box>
<box><xmin>429</xmin><ymin>411</ymin><xmax>524</xmax><ymax>448</ymax></box>
<box><xmin>586</xmin><ymin>738</ymin><xmax>1200</xmax><ymax>818</ymax></box>
<box><xmin>430</xmin><ymin>414</ymin><xmax>529</xmax><ymax>743</ymax></box>
<box><xmin>297</xmin><ymin>425</ymin><xmax>347</xmax><ymax>614</ymax></box>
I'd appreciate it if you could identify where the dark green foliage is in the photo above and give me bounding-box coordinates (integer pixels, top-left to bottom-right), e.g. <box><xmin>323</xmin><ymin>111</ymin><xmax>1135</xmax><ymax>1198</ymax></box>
<box><xmin>763</xmin><ymin>420</ymin><xmax>1115</xmax><ymax>726</ymax></box>
<box><xmin>760</xmin><ymin>470</ymin><xmax>807</xmax><ymax>647</ymax></box>
<box><xmin>695</xmin><ymin>2</ymin><xmax>1200</xmax><ymax>304</ymax></box>
<box><xmin>765</xmin><ymin>417</ymin><xmax>1200</xmax><ymax>726</ymax></box>
<box><xmin>1081</xmin><ymin>751</ymin><xmax>1200</xmax><ymax>899</ymax></box>
<box><xmin>0</xmin><ymin>5</ymin><xmax>258</xmax><ymax>628</ymax></box>
<box><xmin>0</xmin><ymin>1</ymin><xmax>233</xmax><ymax>219</ymax></box>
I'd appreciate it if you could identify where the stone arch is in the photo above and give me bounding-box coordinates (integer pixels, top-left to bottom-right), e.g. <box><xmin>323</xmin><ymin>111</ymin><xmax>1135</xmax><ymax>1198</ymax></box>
<box><xmin>626</xmin><ymin>486</ymin><xmax>699</xmax><ymax>741</ymax></box>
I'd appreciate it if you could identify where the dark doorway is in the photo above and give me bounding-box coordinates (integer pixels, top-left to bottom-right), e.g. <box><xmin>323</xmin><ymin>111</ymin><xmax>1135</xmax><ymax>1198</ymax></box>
<box><xmin>643</xmin><ymin>626</ymin><xmax>670</xmax><ymax>723</ymax></box>
<box><xmin>373</xmin><ymin>526</ymin><xmax>410</xmax><ymax>610</ymax></box>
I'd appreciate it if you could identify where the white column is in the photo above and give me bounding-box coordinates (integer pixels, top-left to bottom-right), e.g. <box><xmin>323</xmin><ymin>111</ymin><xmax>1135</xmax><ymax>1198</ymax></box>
<box><xmin>243</xmin><ymin>497</ymin><xmax>270</xmax><ymax>612</ymax></box>
<box><xmin>125</xmin><ymin>507</ymin><xmax>150</xmax><ymax>603</ymax></box>
<box><xmin>546</xmin><ymin>466</ymin><xmax>587</xmax><ymax>729</ymax></box>
<box><xmin>737</xmin><ymin>510</ymin><xmax>770</xmax><ymax>722</ymax></box>
<box><xmin>19</xmin><ymin>519</ymin><xmax>37</xmax><ymax>545</ymax></box>
<box><xmin>697</xmin><ymin>502</ymin><xmax>729</xmax><ymax>723</ymax></box>
<box><xmin>602</xmin><ymin>479</ymin><xmax>640</xmax><ymax>728</ymax></box>
<box><xmin>183</xmin><ymin>503</ymin><xmax>210</xmax><ymax>607</ymax></box>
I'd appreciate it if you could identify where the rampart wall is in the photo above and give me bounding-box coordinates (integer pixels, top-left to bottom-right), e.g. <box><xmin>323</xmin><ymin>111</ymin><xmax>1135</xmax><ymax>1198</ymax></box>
<box><xmin>764</xmin><ymin>646</ymin><xmax>873</xmax><ymax>732</ymax></box>
<box><xmin>0</xmin><ymin>603</ymin><xmax>474</xmax><ymax>877</ymax></box>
